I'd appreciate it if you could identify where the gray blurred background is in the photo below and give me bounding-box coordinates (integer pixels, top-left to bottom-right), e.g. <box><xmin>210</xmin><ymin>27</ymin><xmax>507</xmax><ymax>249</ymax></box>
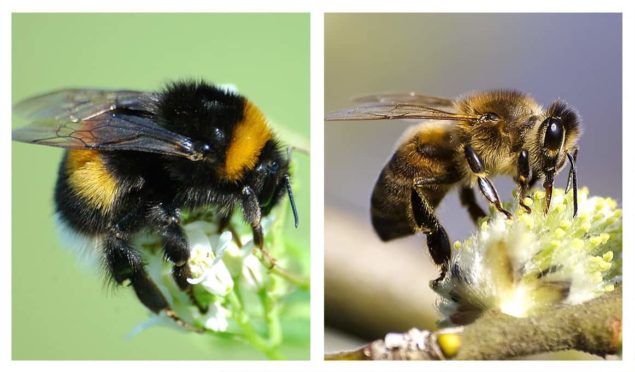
<box><xmin>324</xmin><ymin>13</ymin><xmax>622</xmax><ymax>356</ymax></box>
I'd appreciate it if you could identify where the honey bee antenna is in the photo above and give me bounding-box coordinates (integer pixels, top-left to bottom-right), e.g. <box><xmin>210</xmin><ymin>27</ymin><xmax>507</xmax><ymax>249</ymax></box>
<box><xmin>285</xmin><ymin>174</ymin><xmax>299</xmax><ymax>228</ymax></box>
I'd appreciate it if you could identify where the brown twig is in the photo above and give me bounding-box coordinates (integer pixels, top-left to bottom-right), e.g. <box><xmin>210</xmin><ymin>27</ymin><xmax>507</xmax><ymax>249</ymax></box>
<box><xmin>326</xmin><ymin>287</ymin><xmax>622</xmax><ymax>360</ymax></box>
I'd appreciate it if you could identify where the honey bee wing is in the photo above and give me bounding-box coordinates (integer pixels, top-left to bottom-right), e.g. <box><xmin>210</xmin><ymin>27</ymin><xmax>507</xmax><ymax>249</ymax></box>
<box><xmin>325</xmin><ymin>102</ymin><xmax>479</xmax><ymax>122</ymax></box>
<box><xmin>352</xmin><ymin>92</ymin><xmax>455</xmax><ymax>108</ymax></box>
<box><xmin>13</xmin><ymin>89</ymin><xmax>202</xmax><ymax>160</ymax></box>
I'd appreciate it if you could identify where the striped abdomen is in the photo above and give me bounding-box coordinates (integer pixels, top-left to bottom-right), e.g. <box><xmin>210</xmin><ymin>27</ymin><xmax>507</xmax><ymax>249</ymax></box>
<box><xmin>54</xmin><ymin>150</ymin><xmax>120</xmax><ymax>234</ymax></box>
<box><xmin>371</xmin><ymin>124</ymin><xmax>462</xmax><ymax>241</ymax></box>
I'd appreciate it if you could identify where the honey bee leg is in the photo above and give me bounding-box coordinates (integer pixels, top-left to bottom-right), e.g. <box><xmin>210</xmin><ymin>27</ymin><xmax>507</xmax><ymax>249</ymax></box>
<box><xmin>459</xmin><ymin>187</ymin><xmax>487</xmax><ymax>224</ymax></box>
<box><xmin>464</xmin><ymin>145</ymin><xmax>512</xmax><ymax>218</ymax></box>
<box><xmin>412</xmin><ymin>180</ymin><xmax>451</xmax><ymax>274</ymax></box>
<box><xmin>241</xmin><ymin>186</ymin><xmax>276</xmax><ymax>268</ymax></box>
<box><xmin>565</xmin><ymin>148</ymin><xmax>578</xmax><ymax>193</ymax></box>
<box><xmin>565</xmin><ymin>149</ymin><xmax>579</xmax><ymax>217</ymax></box>
<box><xmin>147</xmin><ymin>204</ymin><xmax>207</xmax><ymax>313</ymax></box>
<box><xmin>516</xmin><ymin>150</ymin><xmax>532</xmax><ymax>213</ymax></box>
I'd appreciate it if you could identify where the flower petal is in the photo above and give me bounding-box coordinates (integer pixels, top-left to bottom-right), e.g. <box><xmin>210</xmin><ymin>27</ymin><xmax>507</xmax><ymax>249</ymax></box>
<box><xmin>212</xmin><ymin>230</ymin><xmax>233</xmax><ymax>265</ymax></box>
<box><xmin>203</xmin><ymin>302</ymin><xmax>231</xmax><ymax>332</ymax></box>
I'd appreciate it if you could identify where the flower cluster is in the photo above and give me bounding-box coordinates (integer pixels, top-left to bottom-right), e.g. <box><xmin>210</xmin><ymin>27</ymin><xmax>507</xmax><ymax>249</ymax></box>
<box><xmin>179</xmin><ymin>218</ymin><xmax>271</xmax><ymax>332</ymax></box>
<box><xmin>128</xmin><ymin>209</ymin><xmax>305</xmax><ymax>359</ymax></box>
<box><xmin>433</xmin><ymin>187</ymin><xmax>622</xmax><ymax>326</ymax></box>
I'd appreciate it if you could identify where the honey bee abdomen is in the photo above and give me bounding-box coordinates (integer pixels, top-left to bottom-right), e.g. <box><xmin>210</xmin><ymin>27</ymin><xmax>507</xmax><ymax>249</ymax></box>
<box><xmin>371</xmin><ymin>125</ymin><xmax>460</xmax><ymax>241</ymax></box>
<box><xmin>371</xmin><ymin>167</ymin><xmax>451</xmax><ymax>241</ymax></box>
<box><xmin>371</xmin><ymin>167</ymin><xmax>416</xmax><ymax>241</ymax></box>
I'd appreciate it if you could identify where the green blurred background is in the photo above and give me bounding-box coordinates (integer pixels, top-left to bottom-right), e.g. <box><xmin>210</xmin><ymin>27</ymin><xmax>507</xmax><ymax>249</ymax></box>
<box><xmin>12</xmin><ymin>13</ymin><xmax>310</xmax><ymax>360</ymax></box>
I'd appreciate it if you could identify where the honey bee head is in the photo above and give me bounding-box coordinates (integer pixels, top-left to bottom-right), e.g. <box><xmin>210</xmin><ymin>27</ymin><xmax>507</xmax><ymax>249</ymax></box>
<box><xmin>533</xmin><ymin>101</ymin><xmax>582</xmax><ymax>212</ymax></box>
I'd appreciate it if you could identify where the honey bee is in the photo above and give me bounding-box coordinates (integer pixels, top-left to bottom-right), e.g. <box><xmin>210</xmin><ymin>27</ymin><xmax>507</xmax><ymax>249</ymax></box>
<box><xmin>326</xmin><ymin>90</ymin><xmax>581</xmax><ymax>279</ymax></box>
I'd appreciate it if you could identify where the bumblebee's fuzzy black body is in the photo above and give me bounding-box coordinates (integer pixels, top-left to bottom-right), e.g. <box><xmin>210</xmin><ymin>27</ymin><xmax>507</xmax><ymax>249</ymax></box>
<box><xmin>14</xmin><ymin>81</ymin><xmax>296</xmax><ymax>321</ymax></box>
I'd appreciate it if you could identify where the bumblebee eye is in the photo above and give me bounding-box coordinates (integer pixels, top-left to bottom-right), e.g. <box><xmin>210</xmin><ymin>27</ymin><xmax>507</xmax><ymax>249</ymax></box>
<box><xmin>191</xmin><ymin>142</ymin><xmax>212</xmax><ymax>161</ymax></box>
<box><xmin>268</xmin><ymin>161</ymin><xmax>280</xmax><ymax>173</ymax></box>
<box><xmin>543</xmin><ymin>117</ymin><xmax>565</xmax><ymax>151</ymax></box>
<box><xmin>480</xmin><ymin>112</ymin><xmax>499</xmax><ymax>122</ymax></box>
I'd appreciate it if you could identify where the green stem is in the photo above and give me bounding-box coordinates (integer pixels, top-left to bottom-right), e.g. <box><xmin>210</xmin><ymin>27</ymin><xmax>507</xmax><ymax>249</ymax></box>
<box><xmin>261</xmin><ymin>288</ymin><xmax>282</xmax><ymax>347</ymax></box>
<box><xmin>227</xmin><ymin>291</ymin><xmax>285</xmax><ymax>360</ymax></box>
<box><xmin>262</xmin><ymin>257</ymin><xmax>310</xmax><ymax>290</ymax></box>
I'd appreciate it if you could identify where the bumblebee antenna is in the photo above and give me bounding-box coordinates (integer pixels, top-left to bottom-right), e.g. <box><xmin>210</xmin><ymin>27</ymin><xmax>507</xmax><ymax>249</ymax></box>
<box><xmin>284</xmin><ymin>174</ymin><xmax>299</xmax><ymax>228</ymax></box>
<box><xmin>284</xmin><ymin>146</ymin><xmax>299</xmax><ymax>228</ymax></box>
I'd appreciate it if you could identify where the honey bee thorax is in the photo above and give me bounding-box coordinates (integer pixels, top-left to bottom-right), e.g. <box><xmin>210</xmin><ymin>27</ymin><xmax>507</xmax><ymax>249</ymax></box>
<box><xmin>466</xmin><ymin>139</ymin><xmax>516</xmax><ymax>175</ymax></box>
<box><xmin>463</xmin><ymin>123</ymin><xmax>531</xmax><ymax>178</ymax></box>
<box><xmin>468</xmin><ymin>144</ymin><xmax>516</xmax><ymax>177</ymax></box>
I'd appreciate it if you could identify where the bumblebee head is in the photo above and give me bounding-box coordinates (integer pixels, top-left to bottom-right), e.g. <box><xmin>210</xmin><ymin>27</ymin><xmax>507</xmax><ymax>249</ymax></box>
<box><xmin>245</xmin><ymin>140</ymin><xmax>299</xmax><ymax>227</ymax></box>
<box><xmin>157</xmin><ymin>80</ymin><xmax>299</xmax><ymax>226</ymax></box>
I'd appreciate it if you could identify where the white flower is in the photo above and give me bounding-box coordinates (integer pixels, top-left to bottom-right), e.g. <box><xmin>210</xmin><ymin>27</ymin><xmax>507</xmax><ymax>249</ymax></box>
<box><xmin>242</xmin><ymin>254</ymin><xmax>265</xmax><ymax>288</ymax></box>
<box><xmin>133</xmin><ymin>211</ymin><xmax>289</xmax><ymax>337</ymax></box>
<box><xmin>186</xmin><ymin>229</ymin><xmax>234</xmax><ymax>296</ymax></box>
<box><xmin>221</xmin><ymin>237</ymin><xmax>250</xmax><ymax>276</ymax></box>
<box><xmin>222</xmin><ymin>229</ymin><xmax>270</xmax><ymax>289</ymax></box>
<box><xmin>203</xmin><ymin>301</ymin><xmax>231</xmax><ymax>332</ymax></box>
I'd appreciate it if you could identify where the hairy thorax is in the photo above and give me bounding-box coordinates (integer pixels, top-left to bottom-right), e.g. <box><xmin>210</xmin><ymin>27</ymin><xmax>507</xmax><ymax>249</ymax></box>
<box><xmin>460</xmin><ymin>122</ymin><xmax>518</xmax><ymax>186</ymax></box>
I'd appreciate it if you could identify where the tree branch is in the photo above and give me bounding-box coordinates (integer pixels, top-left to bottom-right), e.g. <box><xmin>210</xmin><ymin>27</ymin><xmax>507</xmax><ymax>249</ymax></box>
<box><xmin>325</xmin><ymin>287</ymin><xmax>621</xmax><ymax>360</ymax></box>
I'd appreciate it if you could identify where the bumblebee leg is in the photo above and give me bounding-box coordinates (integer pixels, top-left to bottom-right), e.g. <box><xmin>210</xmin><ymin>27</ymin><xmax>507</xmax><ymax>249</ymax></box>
<box><xmin>412</xmin><ymin>178</ymin><xmax>451</xmax><ymax>273</ymax></box>
<box><xmin>516</xmin><ymin>150</ymin><xmax>532</xmax><ymax>213</ymax></box>
<box><xmin>464</xmin><ymin>145</ymin><xmax>512</xmax><ymax>218</ymax></box>
<box><xmin>241</xmin><ymin>186</ymin><xmax>276</xmax><ymax>269</ymax></box>
<box><xmin>459</xmin><ymin>187</ymin><xmax>487</xmax><ymax>224</ymax></box>
<box><xmin>105</xmin><ymin>231</ymin><xmax>169</xmax><ymax>312</ymax></box>
<box><xmin>147</xmin><ymin>204</ymin><xmax>207</xmax><ymax>313</ymax></box>
<box><xmin>241</xmin><ymin>186</ymin><xmax>263</xmax><ymax>246</ymax></box>
<box><xmin>103</xmin><ymin>230</ymin><xmax>199</xmax><ymax>331</ymax></box>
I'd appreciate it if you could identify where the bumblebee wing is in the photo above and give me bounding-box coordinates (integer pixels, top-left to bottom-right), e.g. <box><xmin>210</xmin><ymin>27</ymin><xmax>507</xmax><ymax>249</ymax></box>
<box><xmin>13</xmin><ymin>89</ymin><xmax>157</xmax><ymax>120</ymax></box>
<box><xmin>325</xmin><ymin>102</ymin><xmax>479</xmax><ymax>122</ymax></box>
<box><xmin>353</xmin><ymin>92</ymin><xmax>455</xmax><ymax>108</ymax></box>
<box><xmin>13</xmin><ymin>89</ymin><xmax>202</xmax><ymax>160</ymax></box>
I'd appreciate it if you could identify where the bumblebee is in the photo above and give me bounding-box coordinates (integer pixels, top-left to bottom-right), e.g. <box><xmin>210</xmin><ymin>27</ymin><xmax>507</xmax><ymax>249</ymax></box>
<box><xmin>13</xmin><ymin>80</ymin><xmax>299</xmax><ymax>325</ymax></box>
<box><xmin>327</xmin><ymin>90</ymin><xmax>580</xmax><ymax>280</ymax></box>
